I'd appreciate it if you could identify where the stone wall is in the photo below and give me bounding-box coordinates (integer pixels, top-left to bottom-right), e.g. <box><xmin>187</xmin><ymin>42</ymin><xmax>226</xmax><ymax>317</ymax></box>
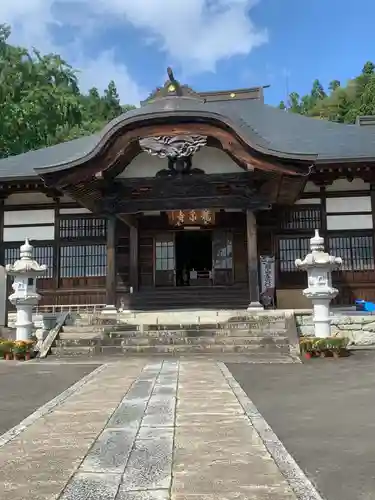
<box><xmin>295</xmin><ymin>313</ymin><xmax>375</xmax><ymax>345</ymax></box>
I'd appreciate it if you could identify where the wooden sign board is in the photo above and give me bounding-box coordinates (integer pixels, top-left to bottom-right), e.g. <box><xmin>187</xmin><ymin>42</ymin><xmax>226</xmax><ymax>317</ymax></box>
<box><xmin>168</xmin><ymin>209</ymin><xmax>215</xmax><ymax>227</ymax></box>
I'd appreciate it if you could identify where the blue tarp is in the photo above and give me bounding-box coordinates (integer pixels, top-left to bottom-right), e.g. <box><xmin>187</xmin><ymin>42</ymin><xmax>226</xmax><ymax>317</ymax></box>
<box><xmin>355</xmin><ymin>299</ymin><xmax>375</xmax><ymax>312</ymax></box>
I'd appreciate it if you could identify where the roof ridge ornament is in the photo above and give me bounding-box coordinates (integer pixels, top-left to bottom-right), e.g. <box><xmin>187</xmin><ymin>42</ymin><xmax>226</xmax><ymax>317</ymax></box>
<box><xmin>166</xmin><ymin>67</ymin><xmax>182</xmax><ymax>96</ymax></box>
<box><xmin>141</xmin><ymin>67</ymin><xmax>205</xmax><ymax>105</ymax></box>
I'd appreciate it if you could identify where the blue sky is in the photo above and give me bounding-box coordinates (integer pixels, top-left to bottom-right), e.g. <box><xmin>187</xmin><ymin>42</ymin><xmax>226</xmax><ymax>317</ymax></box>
<box><xmin>2</xmin><ymin>0</ymin><xmax>373</xmax><ymax>106</ymax></box>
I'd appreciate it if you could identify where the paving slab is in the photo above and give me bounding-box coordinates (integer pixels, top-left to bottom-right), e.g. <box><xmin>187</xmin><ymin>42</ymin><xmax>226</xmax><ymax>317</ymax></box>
<box><xmin>0</xmin><ymin>360</ymin><xmax>146</xmax><ymax>500</ymax></box>
<box><xmin>0</xmin><ymin>358</ymin><xmax>319</xmax><ymax>500</ymax></box>
<box><xmin>172</xmin><ymin>361</ymin><xmax>298</xmax><ymax>498</ymax></box>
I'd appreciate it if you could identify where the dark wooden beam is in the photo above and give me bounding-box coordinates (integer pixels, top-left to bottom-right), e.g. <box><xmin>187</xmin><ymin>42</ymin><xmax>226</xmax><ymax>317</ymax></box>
<box><xmin>40</xmin><ymin>123</ymin><xmax>312</xmax><ymax>189</ymax></box>
<box><xmin>129</xmin><ymin>224</ymin><xmax>139</xmax><ymax>291</ymax></box>
<box><xmin>106</xmin><ymin>215</ymin><xmax>117</xmax><ymax>307</ymax></box>
<box><xmin>100</xmin><ymin>195</ymin><xmax>270</xmax><ymax>214</ymax></box>
<box><xmin>53</xmin><ymin>197</ymin><xmax>61</xmax><ymax>290</ymax></box>
<box><xmin>0</xmin><ymin>198</ymin><xmax>5</xmax><ymax>266</ymax></box>
<box><xmin>246</xmin><ymin>210</ymin><xmax>262</xmax><ymax>309</ymax></box>
<box><xmin>370</xmin><ymin>184</ymin><xmax>375</xmax><ymax>269</ymax></box>
<box><xmin>64</xmin><ymin>172</ymin><xmax>273</xmax><ymax>214</ymax></box>
<box><xmin>117</xmin><ymin>214</ymin><xmax>137</xmax><ymax>227</ymax></box>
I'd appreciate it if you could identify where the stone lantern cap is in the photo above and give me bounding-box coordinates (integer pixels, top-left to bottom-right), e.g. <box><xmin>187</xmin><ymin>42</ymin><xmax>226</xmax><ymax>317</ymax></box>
<box><xmin>310</xmin><ymin>229</ymin><xmax>324</xmax><ymax>251</ymax></box>
<box><xmin>6</xmin><ymin>238</ymin><xmax>47</xmax><ymax>275</ymax></box>
<box><xmin>295</xmin><ymin>229</ymin><xmax>342</xmax><ymax>270</ymax></box>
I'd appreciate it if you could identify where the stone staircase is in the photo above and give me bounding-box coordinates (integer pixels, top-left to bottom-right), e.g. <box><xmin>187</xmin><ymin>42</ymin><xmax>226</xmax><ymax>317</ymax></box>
<box><xmin>126</xmin><ymin>286</ymin><xmax>250</xmax><ymax>311</ymax></box>
<box><xmin>52</xmin><ymin>312</ymin><xmax>299</xmax><ymax>358</ymax></box>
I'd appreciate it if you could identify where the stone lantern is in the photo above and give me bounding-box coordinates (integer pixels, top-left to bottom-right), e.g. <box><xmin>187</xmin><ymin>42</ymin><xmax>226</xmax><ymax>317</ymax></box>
<box><xmin>6</xmin><ymin>238</ymin><xmax>47</xmax><ymax>341</ymax></box>
<box><xmin>295</xmin><ymin>229</ymin><xmax>342</xmax><ymax>338</ymax></box>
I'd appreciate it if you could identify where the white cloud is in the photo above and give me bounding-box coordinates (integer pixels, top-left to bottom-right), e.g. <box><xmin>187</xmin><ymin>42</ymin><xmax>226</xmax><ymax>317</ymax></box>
<box><xmin>1</xmin><ymin>0</ymin><xmax>267</xmax><ymax>102</ymax></box>
<box><xmin>90</xmin><ymin>0</ymin><xmax>268</xmax><ymax>72</ymax></box>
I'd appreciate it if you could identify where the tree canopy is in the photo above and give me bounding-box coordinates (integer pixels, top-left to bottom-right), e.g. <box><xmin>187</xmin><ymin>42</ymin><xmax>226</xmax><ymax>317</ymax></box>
<box><xmin>279</xmin><ymin>61</ymin><xmax>375</xmax><ymax>123</ymax></box>
<box><xmin>0</xmin><ymin>24</ymin><xmax>136</xmax><ymax>159</ymax></box>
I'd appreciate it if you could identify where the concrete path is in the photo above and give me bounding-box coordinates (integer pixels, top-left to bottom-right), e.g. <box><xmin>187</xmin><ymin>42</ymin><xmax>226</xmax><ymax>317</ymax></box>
<box><xmin>0</xmin><ymin>360</ymin><xmax>319</xmax><ymax>500</ymax></box>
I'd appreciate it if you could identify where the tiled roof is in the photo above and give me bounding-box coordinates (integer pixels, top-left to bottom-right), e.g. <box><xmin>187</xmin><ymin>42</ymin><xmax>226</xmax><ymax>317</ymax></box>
<box><xmin>1</xmin><ymin>95</ymin><xmax>375</xmax><ymax>180</ymax></box>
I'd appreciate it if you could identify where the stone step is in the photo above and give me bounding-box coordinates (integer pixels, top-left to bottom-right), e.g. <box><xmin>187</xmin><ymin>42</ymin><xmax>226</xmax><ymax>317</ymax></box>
<box><xmin>107</xmin><ymin>318</ymin><xmax>286</xmax><ymax>331</ymax></box>
<box><xmin>126</xmin><ymin>336</ymin><xmax>289</xmax><ymax>345</ymax></box>
<box><xmin>54</xmin><ymin>343</ymin><xmax>290</xmax><ymax>356</ymax></box>
<box><xmin>106</xmin><ymin>328</ymin><xmax>287</xmax><ymax>339</ymax></box>
<box><xmin>56</xmin><ymin>335</ymin><xmax>289</xmax><ymax>348</ymax></box>
<box><xmin>126</xmin><ymin>290</ymin><xmax>249</xmax><ymax>311</ymax></box>
<box><xmin>62</xmin><ymin>325</ymin><xmax>99</xmax><ymax>334</ymax></box>
<box><xmin>52</xmin><ymin>345</ymin><xmax>100</xmax><ymax>356</ymax></box>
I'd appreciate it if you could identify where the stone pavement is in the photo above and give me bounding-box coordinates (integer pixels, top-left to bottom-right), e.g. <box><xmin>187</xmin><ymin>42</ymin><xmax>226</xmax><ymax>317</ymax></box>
<box><xmin>0</xmin><ymin>359</ymin><xmax>320</xmax><ymax>499</ymax></box>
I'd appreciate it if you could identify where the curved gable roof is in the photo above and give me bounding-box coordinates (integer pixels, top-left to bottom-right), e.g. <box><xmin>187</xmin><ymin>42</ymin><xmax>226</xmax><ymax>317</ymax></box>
<box><xmin>1</xmin><ymin>94</ymin><xmax>375</xmax><ymax>180</ymax></box>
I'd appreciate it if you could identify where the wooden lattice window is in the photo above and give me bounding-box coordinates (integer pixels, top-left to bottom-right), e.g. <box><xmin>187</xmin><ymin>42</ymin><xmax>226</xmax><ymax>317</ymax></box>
<box><xmin>155</xmin><ymin>241</ymin><xmax>174</xmax><ymax>271</ymax></box>
<box><xmin>213</xmin><ymin>231</ymin><xmax>233</xmax><ymax>269</ymax></box>
<box><xmin>4</xmin><ymin>246</ymin><xmax>54</xmax><ymax>278</ymax></box>
<box><xmin>279</xmin><ymin>238</ymin><xmax>310</xmax><ymax>272</ymax></box>
<box><xmin>280</xmin><ymin>207</ymin><xmax>321</xmax><ymax>231</ymax></box>
<box><xmin>60</xmin><ymin>217</ymin><xmax>107</xmax><ymax>240</ymax></box>
<box><xmin>60</xmin><ymin>244</ymin><xmax>107</xmax><ymax>277</ymax></box>
<box><xmin>328</xmin><ymin>235</ymin><xmax>374</xmax><ymax>271</ymax></box>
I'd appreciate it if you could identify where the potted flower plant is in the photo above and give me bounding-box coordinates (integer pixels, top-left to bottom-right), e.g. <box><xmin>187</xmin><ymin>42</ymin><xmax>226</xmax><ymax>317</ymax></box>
<box><xmin>24</xmin><ymin>340</ymin><xmax>35</xmax><ymax>360</ymax></box>
<box><xmin>326</xmin><ymin>337</ymin><xmax>349</xmax><ymax>358</ymax></box>
<box><xmin>300</xmin><ymin>338</ymin><xmax>314</xmax><ymax>359</ymax></box>
<box><xmin>0</xmin><ymin>340</ymin><xmax>14</xmax><ymax>360</ymax></box>
<box><xmin>12</xmin><ymin>341</ymin><xmax>27</xmax><ymax>360</ymax></box>
<box><xmin>314</xmin><ymin>338</ymin><xmax>332</xmax><ymax>357</ymax></box>
<box><xmin>0</xmin><ymin>341</ymin><xmax>6</xmax><ymax>359</ymax></box>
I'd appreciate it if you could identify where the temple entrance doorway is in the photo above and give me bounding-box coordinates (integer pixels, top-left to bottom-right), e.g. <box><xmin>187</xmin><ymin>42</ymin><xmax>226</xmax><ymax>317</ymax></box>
<box><xmin>175</xmin><ymin>229</ymin><xmax>212</xmax><ymax>286</ymax></box>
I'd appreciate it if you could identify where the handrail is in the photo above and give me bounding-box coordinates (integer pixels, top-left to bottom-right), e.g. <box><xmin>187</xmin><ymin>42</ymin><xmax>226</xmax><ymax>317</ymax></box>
<box><xmin>33</xmin><ymin>304</ymin><xmax>106</xmax><ymax>314</ymax></box>
<box><xmin>38</xmin><ymin>311</ymin><xmax>70</xmax><ymax>359</ymax></box>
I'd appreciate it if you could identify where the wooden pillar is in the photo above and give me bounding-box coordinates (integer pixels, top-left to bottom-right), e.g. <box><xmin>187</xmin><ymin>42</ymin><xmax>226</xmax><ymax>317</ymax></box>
<box><xmin>0</xmin><ymin>198</ymin><xmax>5</xmax><ymax>266</ymax></box>
<box><xmin>370</xmin><ymin>184</ymin><xmax>375</xmax><ymax>267</ymax></box>
<box><xmin>105</xmin><ymin>215</ymin><xmax>117</xmax><ymax>308</ymax></box>
<box><xmin>0</xmin><ymin>198</ymin><xmax>7</xmax><ymax>327</ymax></box>
<box><xmin>246</xmin><ymin>210</ymin><xmax>263</xmax><ymax>310</ymax></box>
<box><xmin>129</xmin><ymin>223</ymin><xmax>139</xmax><ymax>291</ymax></box>
<box><xmin>53</xmin><ymin>197</ymin><xmax>61</xmax><ymax>291</ymax></box>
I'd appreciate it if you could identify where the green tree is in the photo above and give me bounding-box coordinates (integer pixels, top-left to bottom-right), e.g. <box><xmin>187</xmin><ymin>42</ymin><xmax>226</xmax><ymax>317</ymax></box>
<box><xmin>328</xmin><ymin>80</ymin><xmax>340</xmax><ymax>93</ymax></box>
<box><xmin>282</xmin><ymin>60</ymin><xmax>375</xmax><ymax>124</ymax></box>
<box><xmin>0</xmin><ymin>24</ymin><xmax>136</xmax><ymax>159</ymax></box>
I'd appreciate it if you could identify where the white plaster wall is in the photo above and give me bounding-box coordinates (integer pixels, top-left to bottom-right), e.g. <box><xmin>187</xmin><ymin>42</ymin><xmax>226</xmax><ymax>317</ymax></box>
<box><xmin>4</xmin><ymin>209</ymin><xmax>54</xmax><ymax>226</ymax></box>
<box><xmin>326</xmin><ymin>196</ymin><xmax>371</xmax><ymax>213</ymax></box>
<box><xmin>60</xmin><ymin>194</ymin><xmax>76</xmax><ymax>203</ymax></box>
<box><xmin>303</xmin><ymin>182</ymin><xmax>320</xmax><ymax>193</ymax></box>
<box><xmin>326</xmin><ymin>178</ymin><xmax>370</xmax><ymax>192</ymax></box>
<box><xmin>118</xmin><ymin>147</ymin><xmax>245</xmax><ymax>178</ymax></box>
<box><xmin>60</xmin><ymin>207</ymin><xmax>91</xmax><ymax>215</ymax></box>
<box><xmin>4</xmin><ymin>225</ymin><xmax>55</xmax><ymax>242</ymax></box>
<box><xmin>295</xmin><ymin>198</ymin><xmax>321</xmax><ymax>205</ymax></box>
<box><xmin>3</xmin><ymin>192</ymin><xmax>84</xmax><ymax>206</ymax></box>
<box><xmin>327</xmin><ymin>214</ymin><xmax>373</xmax><ymax>230</ymax></box>
<box><xmin>4</xmin><ymin>192</ymin><xmax>51</xmax><ymax>206</ymax></box>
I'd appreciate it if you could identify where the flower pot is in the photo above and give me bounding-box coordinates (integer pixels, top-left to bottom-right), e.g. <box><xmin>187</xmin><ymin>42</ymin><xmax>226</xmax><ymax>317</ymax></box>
<box><xmin>333</xmin><ymin>348</ymin><xmax>349</xmax><ymax>359</ymax></box>
<box><xmin>25</xmin><ymin>352</ymin><xmax>31</xmax><ymax>361</ymax></box>
<box><xmin>5</xmin><ymin>353</ymin><xmax>12</xmax><ymax>361</ymax></box>
<box><xmin>321</xmin><ymin>350</ymin><xmax>333</xmax><ymax>358</ymax></box>
<box><xmin>304</xmin><ymin>352</ymin><xmax>312</xmax><ymax>359</ymax></box>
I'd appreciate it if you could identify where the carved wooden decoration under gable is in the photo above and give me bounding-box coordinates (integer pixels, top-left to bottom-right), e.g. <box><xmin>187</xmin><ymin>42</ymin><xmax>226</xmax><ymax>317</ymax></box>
<box><xmin>139</xmin><ymin>134</ymin><xmax>207</xmax><ymax>177</ymax></box>
<box><xmin>139</xmin><ymin>135</ymin><xmax>207</xmax><ymax>158</ymax></box>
